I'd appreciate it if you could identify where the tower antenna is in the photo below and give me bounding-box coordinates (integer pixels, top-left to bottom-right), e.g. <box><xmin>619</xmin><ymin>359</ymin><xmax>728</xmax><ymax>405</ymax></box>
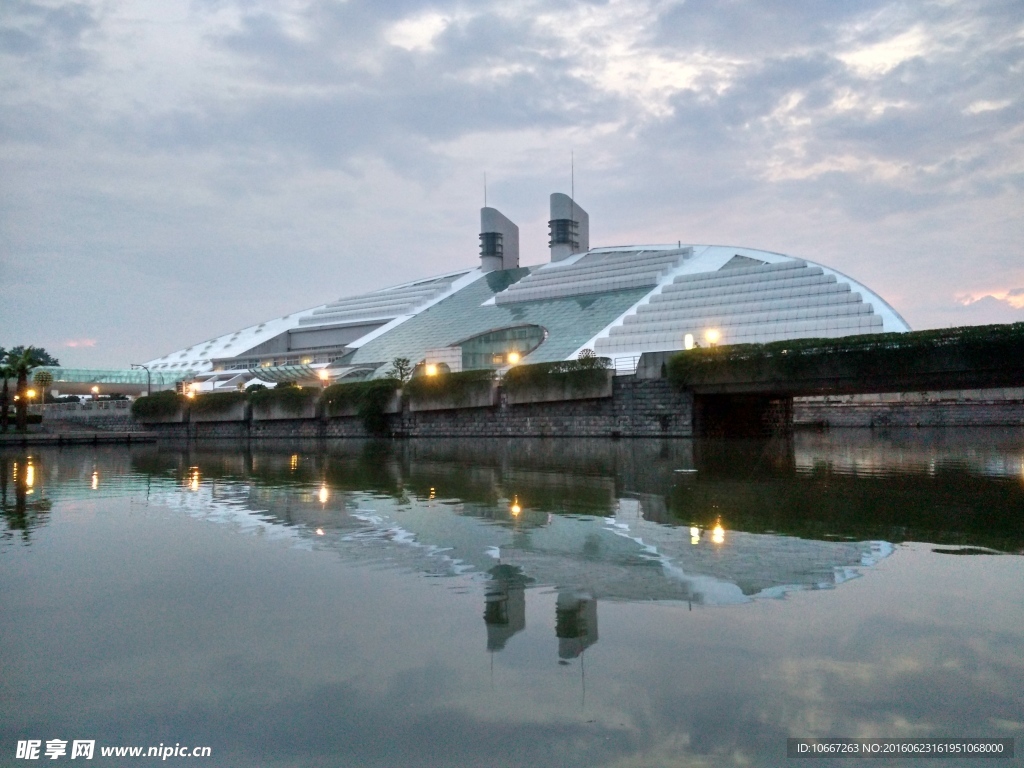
<box><xmin>484</xmin><ymin>172</ymin><xmax>487</xmax><ymax>208</ymax></box>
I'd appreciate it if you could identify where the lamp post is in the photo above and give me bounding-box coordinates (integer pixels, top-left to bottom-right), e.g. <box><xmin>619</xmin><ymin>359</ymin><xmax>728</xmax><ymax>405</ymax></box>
<box><xmin>131</xmin><ymin>364</ymin><xmax>152</xmax><ymax>397</ymax></box>
<box><xmin>91</xmin><ymin>385</ymin><xmax>99</xmax><ymax>402</ymax></box>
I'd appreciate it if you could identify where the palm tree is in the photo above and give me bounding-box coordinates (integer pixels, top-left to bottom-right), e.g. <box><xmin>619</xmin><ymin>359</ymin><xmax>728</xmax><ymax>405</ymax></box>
<box><xmin>0</xmin><ymin>349</ymin><xmax>10</xmax><ymax>434</ymax></box>
<box><xmin>9</xmin><ymin>348</ymin><xmax>47</xmax><ymax>433</ymax></box>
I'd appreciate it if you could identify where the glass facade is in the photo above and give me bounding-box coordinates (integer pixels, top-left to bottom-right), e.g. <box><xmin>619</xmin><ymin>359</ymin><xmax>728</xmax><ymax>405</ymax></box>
<box><xmin>459</xmin><ymin>325</ymin><xmax>546</xmax><ymax>370</ymax></box>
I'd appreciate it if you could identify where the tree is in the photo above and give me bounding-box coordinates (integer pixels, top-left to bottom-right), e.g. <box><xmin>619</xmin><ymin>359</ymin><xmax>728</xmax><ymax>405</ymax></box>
<box><xmin>6</xmin><ymin>346</ymin><xmax>59</xmax><ymax>367</ymax></box>
<box><xmin>8</xmin><ymin>348</ymin><xmax>50</xmax><ymax>433</ymax></box>
<box><xmin>0</xmin><ymin>349</ymin><xmax>12</xmax><ymax>434</ymax></box>
<box><xmin>386</xmin><ymin>357</ymin><xmax>413</xmax><ymax>384</ymax></box>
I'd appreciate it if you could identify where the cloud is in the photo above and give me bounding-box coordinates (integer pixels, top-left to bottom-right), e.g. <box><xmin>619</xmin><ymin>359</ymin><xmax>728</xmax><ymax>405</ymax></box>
<box><xmin>1</xmin><ymin>0</ymin><xmax>1022</xmax><ymax>365</ymax></box>
<box><xmin>64</xmin><ymin>338</ymin><xmax>97</xmax><ymax>348</ymax></box>
<box><xmin>957</xmin><ymin>289</ymin><xmax>1024</xmax><ymax>310</ymax></box>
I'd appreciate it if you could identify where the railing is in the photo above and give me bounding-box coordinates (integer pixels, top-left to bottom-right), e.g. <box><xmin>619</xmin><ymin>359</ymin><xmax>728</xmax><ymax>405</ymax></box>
<box><xmin>29</xmin><ymin>401</ymin><xmax>133</xmax><ymax>415</ymax></box>
<box><xmin>613</xmin><ymin>357</ymin><xmax>640</xmax><ymax>376</ymax></box>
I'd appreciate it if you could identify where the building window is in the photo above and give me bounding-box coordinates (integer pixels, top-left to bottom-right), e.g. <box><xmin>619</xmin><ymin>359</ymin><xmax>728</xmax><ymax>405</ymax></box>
<box><xmin>480</xmin><ymin>232</ymin><xmax>503</xmax><ymax>257</ymax></box>
<box><xmin>548</xmin><ymin>219</ymin><xmax>579</xmax><ymax>248</ymax></box>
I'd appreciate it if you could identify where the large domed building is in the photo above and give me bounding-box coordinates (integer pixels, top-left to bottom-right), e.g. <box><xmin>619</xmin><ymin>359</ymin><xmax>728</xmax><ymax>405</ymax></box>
<box><xmin>145</xmin><ymin>194</ymin><xmax>910</xmax><ymax>390</ymax></box>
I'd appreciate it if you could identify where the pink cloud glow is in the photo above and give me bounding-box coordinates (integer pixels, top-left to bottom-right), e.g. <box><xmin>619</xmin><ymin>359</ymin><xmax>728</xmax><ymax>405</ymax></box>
<box><xmin>64</xmin><ymin>338</ymin><xmax>98</xmax><ymax>348</ymax></box>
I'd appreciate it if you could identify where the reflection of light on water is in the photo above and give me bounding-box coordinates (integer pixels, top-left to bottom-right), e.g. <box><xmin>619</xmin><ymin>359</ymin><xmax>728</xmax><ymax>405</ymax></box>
<box><xmin>712</xmin><ymin>523</ymin><xmax>725</xmax><ymax>545</ymax></box>
<box><xmin>429</xmin><ymin>487</ymin><xmax>436</xmax><ymax>500</ymax></box>
<box><xmin>290</xmin><ymin>455</ymin><xmax>298</xmax><ymax>471</ymax></box>
<box><xmin>91</xmin><ymin>471</ymin><xmax>99</xmax><ymax>490</ymax></box>
<box><xmin>510</xmin><ymin>496</ymin><xmax>521</xmax><ymax>516</ymax></box>
<box><xmin>316</xmin><ymin>528</ymin><xmax>324</xmax><ymax>536</ymax></box>
<box><xmin>318</xmin><ymin>485</ymin><xmax>329</xmax><ymax>504</ymax></box>
<box><xmin>189</xmin><ymin>468</ymin><xmax>200</xmax><ymax>492</ymax></box>
<box><xmin>26</xmin><ymin>462</ymin><xmax>34</xmax><ymax>488</ymax></box>
<box><xmin>690</xmin><ymin>526</ymin><xmax>700</xmax><ymax>545</ymax></box>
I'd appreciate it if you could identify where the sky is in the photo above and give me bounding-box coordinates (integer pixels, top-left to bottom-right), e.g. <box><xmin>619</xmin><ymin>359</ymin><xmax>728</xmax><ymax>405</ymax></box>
<box><xmin>1</xmin><ymin>0</ymin><xmax>1022</xmax><ymax>368</ymax></box>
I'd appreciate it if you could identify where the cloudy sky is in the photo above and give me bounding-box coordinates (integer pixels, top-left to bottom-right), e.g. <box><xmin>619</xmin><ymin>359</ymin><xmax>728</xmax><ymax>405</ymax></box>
<box><xmin>2</xmin><ymin>0</ymin><xmax>1022</xmax><ymax>367</ymax></box>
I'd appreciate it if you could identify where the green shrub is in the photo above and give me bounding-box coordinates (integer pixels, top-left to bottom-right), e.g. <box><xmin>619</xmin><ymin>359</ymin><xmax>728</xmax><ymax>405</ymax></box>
<box><xmin>323</xmin><ymin>378</ymin><xmax>401</xmax><ymax>434</ymax></box>
<box><xmin>502</xmin><ymin>356</ymin><xmax>611</xmax><ymax>395</ymax></box>
<box><xmin>249</xmin><ymin>385</ymin><xmax>319</xmax><ymax>414</ymax></box>
<box><xmin>666</xmin><ymin>322</ymin><xmax>1024</xmax><ymax>389</ymax></box>
<box><xmin>189</xmin><ymin>391</ymin><xmax>249</xmax><ymax>415</ymax></box>
<box><xmin>404</xmin><ymin>368</ymin><xmax>494</xmax><ymax>405</ymax></box>
<box><xmin>131</xmin><ymin>390</ymin><xmax>186</xmax><ymax>418</ymax></box>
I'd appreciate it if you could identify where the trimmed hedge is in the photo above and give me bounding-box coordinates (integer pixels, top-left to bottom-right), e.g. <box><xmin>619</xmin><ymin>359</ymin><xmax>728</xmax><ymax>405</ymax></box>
<box><xmin>667</xmin><ymin>322</ymin><xmax>1024</xmax><ymax>389</ymax></box>
<box><xmin>131</xmin><ymin>390</ymin><xmax>186</xmax><ymax>418</ymax></box>
<box><xmin>404</xmin><ymin>368</ymin><xmax>495</xmax><ymax>406</ymax></box>
<box><xmin>322</xmin><ymin>379</ymin><xmax>400</xmax><ymax>435</ymax></box>
<box><xmin>249</xmin><ymin>386</ymin><xmax>319</xmax><ymax>414</ymax></box>
<box><xmin>502</xmin><ymin>356</ymin><xmax>611</xmax><ymax>395</ymax></box>
<box><xmin>189</xmin><ymin>391</ymin><xmax>249</xmax><ymax>415</ymax></box>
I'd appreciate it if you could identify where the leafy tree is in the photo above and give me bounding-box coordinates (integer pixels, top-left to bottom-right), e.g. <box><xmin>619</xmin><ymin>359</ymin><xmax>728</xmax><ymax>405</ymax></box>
<box><xmin>6</xmin><ymin>346</ymin><xmax>59</xmax><ymax>367</ymax></box>
<box><xmin>7</xmin><ymin>348</ymin><xmax>50</xmax><ymax>433</ymax></box>
<box><xmin>0</xmin><ymin>350</ymin><xmax>12</xmax><ymax>434</ymax></box>
<box><xmin>386</xmin><ymin>357</ymin><xmax>414</xmax><ymax>384</ymax></box>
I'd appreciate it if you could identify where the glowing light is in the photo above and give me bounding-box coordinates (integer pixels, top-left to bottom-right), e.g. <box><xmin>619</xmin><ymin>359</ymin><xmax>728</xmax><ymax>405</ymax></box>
<box><xmin>507</xmin><ymin>351</ymin><xmax>521</xmax><ymax>365</ymax></box>
<box><xmin>704</xmin><ymin>328</ymin><xmax>721</xmax><ymax>346</ymax></box>
<box><xmin>189</xmin><ymin>468</ymin><xmax>200</xmax><ymax>492</ymax></box>
<box><xmin>318</xmin><ymin>485</ymin><xmax>329</xmax><ymax>504</ymax></box>
<box><xmin>425</xmin><ymin>364</ymin><xmax>438</xmax><ymax>376</ymax></box>
<box><xmin>316</xmin><ymin>528</ymin><xmax>325</xmax><ymax>536</ymax></box>
<box><xmin>684</xmin><ymin>333</ymin><xmax>694</xmax><ymax>350</ymax></box>
<box><xmin>712</xmin><ymin>523</ymin><xmax>725</xmax><ymax>544</ymax></box>
<box><xmin>510</xmin><ymin>496</ymin><xmax>521</xmax><ymax>516</ymax></box>
<box><xmin>318</xmin><ymin>369</ymin><xmax>330</xmax><ymax>381</ymax></box>
<box><xmin>186</xmin><ymin>391</ymin><xmax>195</xmax><ymax>399</ymax></box>
<box><xmin>26</xmin><ymin>463</ymin><xmax>34</xmax><ymax>488</ymax></box>
<box><xmin>91</xmin><ymin>471</ymin><xmax>98</xmax><ymax>490</ymax></box>
<box><xmin>690</xmin><ymin>525</ymin><xmax>699</xmax><ymax>545</ymax></box>
<box><xmin>290</xmin><ymin>454</ymin><xmax>299</xmax><ymax>470</ymax></box>
<box><xmin>26</xmin><ymin>389</ymin><xmax>36</xmax><ymax>399</ymax></box>
<box><xmin>429</xmin><ymin>487</ymin><xmax>436</xmax><ymax>500</ymax></box>
<box><xmin>91</xmin><ymin>386</ymin><xmax>99</xmax><ymax>395</ymax></box>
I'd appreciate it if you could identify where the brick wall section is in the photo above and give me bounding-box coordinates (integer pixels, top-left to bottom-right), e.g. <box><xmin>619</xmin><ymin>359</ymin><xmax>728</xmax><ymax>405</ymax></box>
<box><xmin>134</xmin><ymin>377</ymin><xmax>694</xmax><ymax>439</ymax></box>
<box><xmin>396</xmin><ymin>378</ymin><xmax>692</xmax><ymax>438</ymax></box>
<box><xmin>795</xmin><ymin>388</ymin><xmax>1024</xmax><ymax>428</ymax></box>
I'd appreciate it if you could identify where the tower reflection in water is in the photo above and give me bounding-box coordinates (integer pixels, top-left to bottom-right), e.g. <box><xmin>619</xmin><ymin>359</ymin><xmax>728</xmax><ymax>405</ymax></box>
<box><xmin>484</xmin><ymin>565</ymin><xmax>599</xmax><ymax>659</ymax></box>
<box><xmin>484</xmin><ymin>565</ymin><xmax>530</xmax><ymax>652</ymax></box>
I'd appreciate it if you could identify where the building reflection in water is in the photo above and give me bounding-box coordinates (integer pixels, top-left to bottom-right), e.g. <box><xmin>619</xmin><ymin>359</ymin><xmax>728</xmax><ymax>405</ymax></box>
<box><xmin>555</xmin><ymin>591</ymin><xmax>598</xmax><ymax>660</ymax></box>
<box><xmin>483</xmin><ymin>564</ymin><xmax>530</xmax><ymax>652</ymax></box>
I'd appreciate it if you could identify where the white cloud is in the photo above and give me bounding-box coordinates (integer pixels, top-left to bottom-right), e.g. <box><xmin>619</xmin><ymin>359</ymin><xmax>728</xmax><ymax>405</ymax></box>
<box><xmin>386</xmin><ymin>11</ymin><xmax>451</xmax><ymax>52</ymax></box>
<box><xmin>964</xmin><ymin>99</ymin><xmax>1012</xmax><ymax>115</ymax></box>
<box><xmin>839</xmin><ymin>27</ymin><xmax>930</xmax><ymax>77</ymax></box>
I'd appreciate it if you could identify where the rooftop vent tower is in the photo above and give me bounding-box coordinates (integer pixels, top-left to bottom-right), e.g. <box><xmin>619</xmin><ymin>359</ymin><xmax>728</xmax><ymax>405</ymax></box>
<box><xmin>479</xmin><ymin>207</ymin><xmax>520</xmax><ymax>272</ymax></box>
<box><xmin>548</xmin><ymin>193</ymin><xmax>589</xmax><ymax>262</ymax></box>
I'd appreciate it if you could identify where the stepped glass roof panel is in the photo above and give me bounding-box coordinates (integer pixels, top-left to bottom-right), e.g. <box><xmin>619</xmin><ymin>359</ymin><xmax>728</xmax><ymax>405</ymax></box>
<box><xmin>349</xmin><ymin>268</ymin><xmax>649</xmax><ymax>369</ymax></box>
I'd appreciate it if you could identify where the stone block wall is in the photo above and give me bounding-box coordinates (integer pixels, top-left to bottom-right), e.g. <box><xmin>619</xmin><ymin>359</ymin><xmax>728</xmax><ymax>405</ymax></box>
<box><xmin>130</xmin><ymin>377</ymin><xmax>693</xmax><ymax>440</ymax></box>
<box><xmin>795</xmin><ymin>388</ymin><xmax>1024</xmax><ymax>428</ymax></box>
<box><xmin>396</xmin><ymin>377</ymin><xmax>691</xmax><ymax>438</ymax></box>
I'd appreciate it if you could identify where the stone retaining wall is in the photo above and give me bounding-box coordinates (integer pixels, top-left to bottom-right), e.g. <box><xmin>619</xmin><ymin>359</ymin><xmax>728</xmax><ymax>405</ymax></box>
<box><xmin>795</xmin><ymin>388</ymin><xmax>1024</xmax><ymax>428</ymax></box>
<box><xmin>119</xmin><ymin>377</ymin><xmax>694</xmax><ymax>439</ymax></box>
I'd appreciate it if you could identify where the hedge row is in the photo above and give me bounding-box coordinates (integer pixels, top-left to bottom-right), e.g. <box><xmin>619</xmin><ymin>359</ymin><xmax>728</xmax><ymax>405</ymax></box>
<box><xmin>502</xmin><ymin>356</ymin><xmax>610</xmax><ymax>395</ymax></box>
<box><xmin>667</xmin><ymin>322</ymin><xmax>1024</xmax><ymax>389</ymax></box>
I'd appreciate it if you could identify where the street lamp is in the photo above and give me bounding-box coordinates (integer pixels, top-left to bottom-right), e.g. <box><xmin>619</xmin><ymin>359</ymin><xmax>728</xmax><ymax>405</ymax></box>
<box><xmin>318</xmin><ymin>369</ymin><xmax>330</xmax><ymax>388</ymax></box>
<box><xmin>507</xmin><ymin>351</ymin><xmax>521</xmax><ymax>365</ymax></box>
<box><xmin>91</xmin><ymin>386</ymin><xmax>99</xmax><ymax>401</ymax></box>
<box><xmin>704</xmin><ymin>328</ymin><xmax>721</xmax><ymax>347</ymax></box>
<box><xmin>131</xmin><ymin>364</ymin><xmax>152</xmax><ymax>397</ymax></box>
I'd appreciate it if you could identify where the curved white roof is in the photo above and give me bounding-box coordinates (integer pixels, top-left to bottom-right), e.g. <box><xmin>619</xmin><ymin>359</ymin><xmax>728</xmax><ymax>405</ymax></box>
<box><xmin>146</xmin><ymin>243</ymin><xmax>909</xmax><ymax>376</ymax></box>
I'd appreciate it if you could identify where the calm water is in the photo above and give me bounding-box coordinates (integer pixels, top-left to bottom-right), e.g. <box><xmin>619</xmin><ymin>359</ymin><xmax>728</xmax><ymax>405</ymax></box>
<box><xmin>2</xmin><ymin>431</ymin><xmax>1023</xmax><ymax>767</ymax></box>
